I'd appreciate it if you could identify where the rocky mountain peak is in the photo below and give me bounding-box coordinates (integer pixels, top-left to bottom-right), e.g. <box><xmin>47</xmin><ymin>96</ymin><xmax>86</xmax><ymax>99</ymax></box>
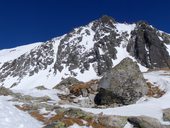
<box><xmin>100</xmin><ymin>15</ymin><xmax>116</xmax><ymax>23</ymax></box>
<box><xmin>136</xmin><ymin>20</ymin><xmax>149</xmax><ymax>28</ymax></box>
<box><xmin>0</xmin><ymin>16</ymin><xmax>170</xmax><ymax>88</ymax></box>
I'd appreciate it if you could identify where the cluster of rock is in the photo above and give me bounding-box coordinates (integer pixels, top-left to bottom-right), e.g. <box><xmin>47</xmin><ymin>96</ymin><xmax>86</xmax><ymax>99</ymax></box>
<box><xmin>54</xmin><ymin>58</ymin><xmax>166</xmax><ymax>108</ymax></box>
<box><xmin>54</xmin><ymin>58</ymin><xmax>148</xmax><ymax>108</ymax></box>
<box><xmin>0</xmin><ymin>86</ymin><xmax>128</xmax><ymax>128</ymax></box>
<box><xmin>53</xmin><ymin>77</ymin><xmax>99</xmax><ymax>108</ymax></box>
<box><xmin>1</xmin><ymin>87</ymin><xmax>169</xmax><ymax>128</ymax></box>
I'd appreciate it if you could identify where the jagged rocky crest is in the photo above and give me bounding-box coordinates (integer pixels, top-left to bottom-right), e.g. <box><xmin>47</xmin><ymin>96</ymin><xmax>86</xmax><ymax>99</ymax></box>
<box><xmin>54</xmin><ymin>15</ymin><xmax>119</xmax><ymax>76</ymax></box>
<box><xmin>127</xmin><ymin>21</ymin><xmax>170</xmax><ymax>68</ymax></box>
<box><xmin>0</xmin><ymin>15</ymin><xmax>170</xmax><ymax>88</ymax></box>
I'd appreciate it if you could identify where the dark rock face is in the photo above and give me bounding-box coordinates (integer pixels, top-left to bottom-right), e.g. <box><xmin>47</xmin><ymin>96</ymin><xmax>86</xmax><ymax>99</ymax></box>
<box><xmin>94</xmin><ymin>88</ymin><xmax>125</xmax><ymax>105</ymax></box>
<box><xmin>127</xmin><ymin>21</ymin><xmax>170</xmax><ymax>69</ymax></box>
<box><xmin>54</xmin><ymin>15</ymin><xmax>120</xmax><ymax>76</ymax></box>
<box><xmin>95</xmin><ymin>58</ymin><xmax>148</xmax><ymax>105</ymax></box>
<box><xmin>0</xmin><ymin>41</ymin><xmax>55</xmax><ymax>87</ymax></box>
<box><xmin>0</xmin><ymin>16</ymin><xmax>122</xmax><ymax>87</ymax></box>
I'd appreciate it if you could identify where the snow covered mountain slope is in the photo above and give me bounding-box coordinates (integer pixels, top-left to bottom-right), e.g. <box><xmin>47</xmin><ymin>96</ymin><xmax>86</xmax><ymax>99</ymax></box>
<box><xmin>0</xmin><ymin>42</ymin><xmax>41</xmax><ymax>61</ymax></box>
<box><xmin>0</xmin><ymin>15</ymin><xmax>170</xmax><ymax>89</ymax></box>
<box><xmin>0</xmin><ymin>96</ymin><xmax>43</xmax><ymax>128</ymax></box>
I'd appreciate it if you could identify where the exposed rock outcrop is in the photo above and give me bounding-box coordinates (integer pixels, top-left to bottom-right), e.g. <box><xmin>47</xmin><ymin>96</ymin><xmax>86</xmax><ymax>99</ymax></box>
<box><xmin>69</xmin><ymin>79</ymin><xmax>98</xmax><ymax>96</ymax></box>
<box><xmin>54</xmin><ymin>15</ymin><xmax>119</xmax><ymax>76</ymax></box>
<box><xmin>146</xmin><ymin>82</ymin><xmax>165</xmax><ymax>98</ymax></box>
<box><xmin>0</xmin><ymin>86</ymin><xmax>13</xmax><ymax>96</ymax></box>
<box><xmin>95</xmin><ymin>57</ymin><xmax>148</xmax><ymax>105</ymax></box>
<box><xmin>127</xmin><ymin>21</ymin><xmax>170</xmax><ymax>69</ymax></box>
<box><xmin>56</xmin><ymin>79</ymin><xmax>99</xmax><ymax>108</ymax></box>
<box><xmin>0</xmin><ymin>41</ymin><xmax>55</xmax><ymax>88</ymax></box>
<box><xmin>35</xmin><ymin>86</ymin><xmax>48</xmax><ymax>90</ymax></box>
<box><xmin>53</xmin><ymin>77</ymin><xmax>82</xmax><ymax>90</ymax></box>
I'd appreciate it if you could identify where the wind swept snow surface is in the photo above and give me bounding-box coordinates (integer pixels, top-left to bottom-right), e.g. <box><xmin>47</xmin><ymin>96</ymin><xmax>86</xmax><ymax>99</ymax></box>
<box><xmin>0</xmin><ymin>96</ymin><xmax>43</xmax><ymax>128</ymax></box>
<box><xmin>115</xmin><ymin>23</ymin><xmax>136</xmax><ymax>40</ymax></box>
<box><xmin>0</xmin><ymin>42</ymin><xmax>42</xmax><ymax>63</ymax></box>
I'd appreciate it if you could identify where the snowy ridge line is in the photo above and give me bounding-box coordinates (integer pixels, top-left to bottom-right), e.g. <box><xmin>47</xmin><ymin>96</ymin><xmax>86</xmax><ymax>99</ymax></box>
<box><xmin>0</xmin><ymin>16</ymin><xmax>170</xmax><ymax>90</ymax></box>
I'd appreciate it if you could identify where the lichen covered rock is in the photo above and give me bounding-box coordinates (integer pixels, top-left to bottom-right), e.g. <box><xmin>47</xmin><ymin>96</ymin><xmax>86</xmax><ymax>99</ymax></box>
<box><xmin>95</xmin><ymin>57</ymin><xmax>148</xmax><ymax>105</ymax></box>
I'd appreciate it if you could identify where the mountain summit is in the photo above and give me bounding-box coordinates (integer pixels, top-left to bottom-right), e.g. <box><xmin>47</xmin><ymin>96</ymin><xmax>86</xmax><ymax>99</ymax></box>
<box><xmin>0</xmin><ymin>15</ymin><xmax>170</xmax><ymax>89</ymax></box>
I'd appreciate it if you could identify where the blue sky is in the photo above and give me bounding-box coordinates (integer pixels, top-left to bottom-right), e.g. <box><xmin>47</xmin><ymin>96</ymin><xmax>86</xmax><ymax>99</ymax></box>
<box><xmin>0</xmin><ymin>0</ymin><xmax>170</xmax><ymax>49</ymax></box>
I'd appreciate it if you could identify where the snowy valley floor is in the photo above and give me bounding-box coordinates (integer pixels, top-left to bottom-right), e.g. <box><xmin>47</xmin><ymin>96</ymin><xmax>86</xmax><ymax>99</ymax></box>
<box><xmin>1</xmin><ymin>70</ymin><xmax>170</xmax><ymax>128</ymax></box>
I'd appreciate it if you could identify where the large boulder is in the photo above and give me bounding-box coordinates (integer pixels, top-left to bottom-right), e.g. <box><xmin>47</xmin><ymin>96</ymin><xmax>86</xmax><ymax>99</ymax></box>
<box><xmin>163</xmin><ymin>108</ymin><xmax>170</xmax><ymax>121</ymax></box>
<box><xmin>97</xmin><ymin>115</ymin><xmax>127</xmax><ymax>128</ymax></box>
<box><xmin>127</xmin><ymin>116</ymin><xmax>165</xmax><ymax>128</ymax></box>
<box><xmin>0</xmin><ymin>86</ymin><xmax>13</xmax><ymax>96</ymax></box>
<box><xmin>94</xmin><ymin>57</ymin><xmax>148</xmax><ymax>105</ymax></box>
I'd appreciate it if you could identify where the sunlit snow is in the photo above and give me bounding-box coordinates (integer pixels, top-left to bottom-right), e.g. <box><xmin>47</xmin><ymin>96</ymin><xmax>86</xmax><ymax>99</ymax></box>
<box><xmin>0</xmin><ymin>96</ymin><xmax>43</xmax><ymax>128</ymax></box>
